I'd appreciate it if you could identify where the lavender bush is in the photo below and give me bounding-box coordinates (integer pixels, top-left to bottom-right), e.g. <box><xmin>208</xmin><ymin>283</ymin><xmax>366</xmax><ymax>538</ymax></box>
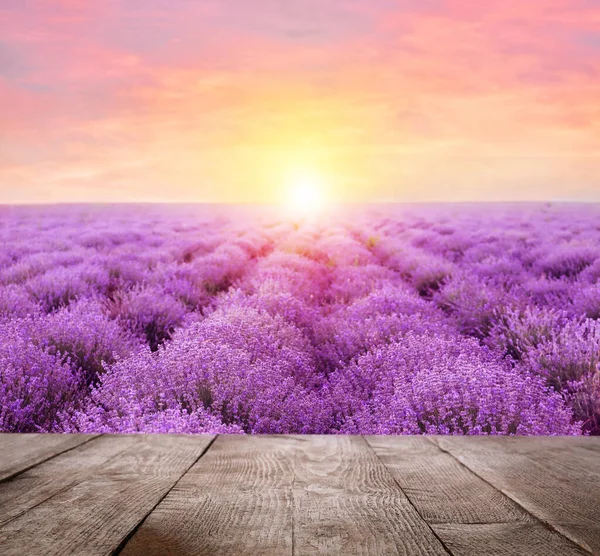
<box><xmin>1</xmin><ymin>203</ymin><xmax>599</xmax><ymax>434</ymax></box>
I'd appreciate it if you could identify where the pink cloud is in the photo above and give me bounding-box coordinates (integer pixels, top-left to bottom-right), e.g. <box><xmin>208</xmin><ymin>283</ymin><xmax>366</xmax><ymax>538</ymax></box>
<box><xmin>1</xmin><ymin>0</ymin><xmax>600</xmax><ymax>202</ymax></box>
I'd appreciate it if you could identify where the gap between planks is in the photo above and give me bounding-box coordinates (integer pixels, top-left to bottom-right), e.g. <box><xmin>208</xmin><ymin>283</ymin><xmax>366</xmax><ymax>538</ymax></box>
<box><xmin>120</xmin><ymin>435</ymin><xmax>451</xmax><ymax>555</ymax></box>
<box><xmin>1</xmin><ymin>435</ymin><xmax>598</xmax><ymax>556</ymax></box>
<box><xmin>365</xmin><ymin>436</ymin><xmax>594</xmax><ymax>556</ymax></box>
<box><xmin>0</xmin><ymin>433</ymin><xmax>102</xmax><ymax>484</ymax></box>
<box><xmin>112</xmin><ymin>434</ymin><xmax>218</xmax><ymax>555</ymax></box>
<box><xmin>427</xmin><ymin>436</ymin><xmax>599</xmax><ymax>555</ymax></box>
<box><xmin>361</xmin><ymin>436</ymin><xmax>454</xmax><ymax>556</ymax></box>
<box><xmin>0</xmin><ymin>434</ymin><xmax>217</xmax><ymax>556</ymax></box>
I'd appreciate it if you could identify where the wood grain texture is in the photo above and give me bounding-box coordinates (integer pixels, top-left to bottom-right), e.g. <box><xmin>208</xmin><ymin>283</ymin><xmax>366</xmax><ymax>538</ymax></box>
<box><xmin>365</xmin><ymin>436</ymin><xmax>529</xmax><ymax>525</ymax></box>
<box><xmin>0</xmin><ymin>435</ymin><xmax>144</xmax><ymax>526</ymax></box>
<box><xmin>0</xmin><ymin>433</ymin><xmax>99</xmax><ymax>483</ymax></box>
<box><xmin>1</xmin><ymin>434</ymin><xmax>599</xmax><ymax>556</ymax></box>
<box><xmin>433</xmin><ymin>436</ymin><xmax>600</xmax><ymax>555</ymax></box>
<box><xmin>0</xmin><ymin>434</ymin><xmax>215</xmax><ymax>556</ymax></box>
<box><xmin>366</xmin><ymin>436</ymin><xmax>590</xmax><ymax>556</ymax></box>
<box><xmin>435</xmin><ymin>436</ymin><xmax>600</xmax><ymax>454</ymax></box>
<box><xmin>120</xmin><ymin>435</ymin><xmax>296</xmax><ymax>556</ymax></box>
<box><xmin>123</xmin><ymin>435</ymin><xmax>450</xmax><ymax>556</ymax></box>
<box><xmin>291</xmin><ymin>435</ymin><xmax>449</xmax><ymax>556</ymax></box>
<box><xmin>431</xmin><ymin>523</ymin><xmax>590</xmax><ymax>556</ymax></box>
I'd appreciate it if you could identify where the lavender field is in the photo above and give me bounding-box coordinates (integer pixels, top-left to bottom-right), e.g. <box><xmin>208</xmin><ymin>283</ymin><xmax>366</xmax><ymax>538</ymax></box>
<box><xmin>1</xmin><ymin>203</ymin><xmax>599</xmax><ymax>436</ymax></box>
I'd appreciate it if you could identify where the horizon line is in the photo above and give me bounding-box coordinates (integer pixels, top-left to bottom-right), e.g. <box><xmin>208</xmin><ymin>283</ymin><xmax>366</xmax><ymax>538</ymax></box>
<box><xmin>1</xmin><ymin>200</ymin><xmax>599</xmax><ymax>208</ymax></box>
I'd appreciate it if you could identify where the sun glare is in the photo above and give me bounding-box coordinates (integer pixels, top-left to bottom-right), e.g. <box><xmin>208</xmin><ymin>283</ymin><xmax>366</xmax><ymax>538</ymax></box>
<box><xmin>284</xmin><ymin>170</ymin><xmax>327</xmax><ymax>216</ymax></box>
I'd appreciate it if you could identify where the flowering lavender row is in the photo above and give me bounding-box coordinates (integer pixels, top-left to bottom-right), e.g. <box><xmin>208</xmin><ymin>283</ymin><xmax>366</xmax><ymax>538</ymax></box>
<box><xmin>0</xmin><ymin>203</ymin><xmax>598</xmax><ymax>435</ymax></box>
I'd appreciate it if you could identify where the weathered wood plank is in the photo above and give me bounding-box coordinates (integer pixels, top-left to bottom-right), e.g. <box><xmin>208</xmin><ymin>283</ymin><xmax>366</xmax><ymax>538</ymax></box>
<box><xmin>0</xmin><ymin>433</ymin><xmax>99</xmax><ymax>483</ymax></box>
<box><xmin>120</xmin><ymin>435</ymin><xmax>296</xmax><ymax>556</ymax></box>
<box><xmin>365</xmin><ymin>436</ymin><xmax>528</xmax><ymax>524</ymax></box>
<box><xmin>366</xmin><ymin>436</ymin><xmax>589</xmax><ymax>556</ymax></box>
<box><xmin>431</xmin><ymin>523</ymin><xmax>590</xmax><ymax>556</ymax></box>
<box><xmin>434</xmin><ymin>436</ymin><xmax>600</xmax><ymax>555</ymax></box>
<box><xmin>291</xmin><ymin>435</ymin><xmax>449</xmax><ymax>556</ymax></box>
<box><xmin>0</xmin><ymin>435</ymin><xmax>598</xmax><ymax>556</ymax></box>
<box><xmin>431</xmin><ymin>436</ymin><xmax>600</xmax><ymax>453</ymax></box>
<box><xmin>0</xmin><ymin>435</ymin><xmax>144</xmax><ymax>526</ymax></box>
<box><xmin>123</xmin><ymin>435</ymin><xmax>451</xmax><ymax>556</ymax></box>
<box><xmin>0</xmin><ymin>434</ymin><xmax>215</xmax><ymax>556</ymax></box>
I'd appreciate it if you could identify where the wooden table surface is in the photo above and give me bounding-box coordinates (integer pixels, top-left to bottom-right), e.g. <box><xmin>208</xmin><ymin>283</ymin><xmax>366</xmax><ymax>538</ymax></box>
<box><xmin>0</xmin><ymin>434</ymin><xmax>598</xmax><ymax>556</ymax></box>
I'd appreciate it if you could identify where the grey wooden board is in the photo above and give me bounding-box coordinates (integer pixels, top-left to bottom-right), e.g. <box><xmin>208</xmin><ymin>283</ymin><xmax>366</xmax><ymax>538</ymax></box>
<box><xmin>365</xmin><ymin>436</ymin><xmax>529</xmax><ymax>524</ymax></box>
<box><xmin>366</xmin><ymin>436</ymin><xmax>590</xmax><ymax>556</ymax></box>
<box><xmin>0</xmin><ymin>435</ymin><xmax>148</xmax><ymax>526</ymax></box>
<box><xmin>0</xmin><ymin>434</ymin><xmax>599</xmax><ymax>556</ymax></box>
<box><xmin>123</xmin><ymin>435</ymin><xmax>449</xmax><ymax>556</ymax></box>
<box><xmin>0</xmin><ymin>433</ymin><xmax>99</xmax><ymax>482</ymax></box>
<box><xmin>431</xmin><ymin>523</ymin><xmax>590</xmax><ymax>556</ymax></box>
<box><xmin>291</xmin><ymin>435</ymin><xmax>448</xmax><ymax>555</ymax></box>
<box><xmin>120</xmin><ymin>435</ymin><xmax>296</xmax><ymax>556</ymax></box>
<box><xmin>434</xmin><ymin>436</ymin><xmax>600</xmax><ymax>555</ymax></box>
<box><xmin>0</xmin><ymin>434</ymin><xmax>215</xmax><ymax>556</ymax></box>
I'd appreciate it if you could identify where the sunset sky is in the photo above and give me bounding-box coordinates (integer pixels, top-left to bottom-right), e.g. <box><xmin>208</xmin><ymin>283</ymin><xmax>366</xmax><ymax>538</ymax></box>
<box><xmin>1</xmin><ymin>0</ymin><xmax>600</xmax><ymax>204</ymax></box>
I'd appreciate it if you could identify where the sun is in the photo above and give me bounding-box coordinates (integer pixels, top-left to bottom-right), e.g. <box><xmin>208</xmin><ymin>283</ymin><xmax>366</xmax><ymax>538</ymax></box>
<box><xmin>284</xmin><ymin>170</ymin><xmax>327</xmax><ymax>215</ymax></box>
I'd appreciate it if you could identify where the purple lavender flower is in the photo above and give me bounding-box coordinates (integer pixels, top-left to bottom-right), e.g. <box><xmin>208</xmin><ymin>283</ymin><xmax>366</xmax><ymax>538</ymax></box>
<box><xmin>2</xmin><ymin>203</ymin><xmax>600</xmax><ymax>435</ymax></box>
